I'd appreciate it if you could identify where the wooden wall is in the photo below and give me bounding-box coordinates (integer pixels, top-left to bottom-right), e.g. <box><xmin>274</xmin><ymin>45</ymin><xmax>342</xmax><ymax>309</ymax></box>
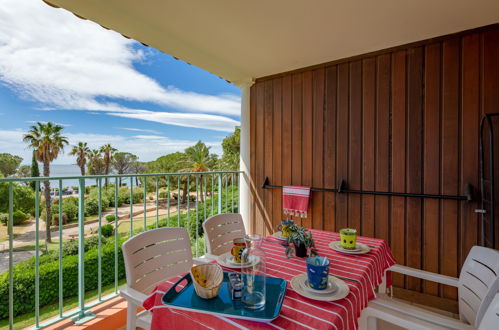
<box><xmin>249</xmin><ymin>25</ymin><xmax>499</xmax><ymax>300</ymax></box>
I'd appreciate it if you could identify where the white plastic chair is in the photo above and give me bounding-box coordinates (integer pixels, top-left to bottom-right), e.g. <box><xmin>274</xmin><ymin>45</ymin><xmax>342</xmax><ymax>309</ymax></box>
<box><xmin>120</xmin><ymin>227</ymin><xmax>194</xmax><ymax>330</ymax></box>
<box><xmin>478</xmin><ymin>293</ymin><xmax>499</xmax><ymax>330</ymax></box>
<box><xmin>202</xmin><ymin>213</ymin><xmax>246</xmax><ymax>257</ymax></box>
<box><xmin>359</xmin><ymin>246</ymin><xmax>499</xmax><ymax>329</ymax></box>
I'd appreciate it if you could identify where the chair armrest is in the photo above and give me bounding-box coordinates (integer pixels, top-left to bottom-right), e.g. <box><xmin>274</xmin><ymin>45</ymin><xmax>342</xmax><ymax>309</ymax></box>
<box><xmin>389</xmin><ymin>264</ymin><xmax>459</xmax><ymax>287</ymax></box>
<box><xmin>203</xmin><ymin>253</ymin><xmax>218</xmax><ymax>261</ymax></box>
<box><xmin>120</xmin><ymin>286</ymin><xmax>148</xmax><ymax>306</ymax></box>
<box><xmin>193</xmin><ymin>257</ymin><xmax>211</xmax><ymax>264</ymax></box>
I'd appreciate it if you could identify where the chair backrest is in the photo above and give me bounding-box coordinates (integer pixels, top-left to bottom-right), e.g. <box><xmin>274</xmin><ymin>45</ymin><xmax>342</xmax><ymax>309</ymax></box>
<box><xmin>458</xmin><ymin>246</ymin><xmax>499</xmax><ymax>326</ymax></box>
<box><xmin>478</xmin><ymin>293</ymin><xmax>499</xmax><ymax>330</ymax></box>
<box><xmin>122</xmin><ymin>227</ymin><xmax>193</xmax><ymax>294</ymax></box>
<box><xmin>203</xmin><ymin>213</ymin><xmax>246</xmax><ymax>256</ymax></box>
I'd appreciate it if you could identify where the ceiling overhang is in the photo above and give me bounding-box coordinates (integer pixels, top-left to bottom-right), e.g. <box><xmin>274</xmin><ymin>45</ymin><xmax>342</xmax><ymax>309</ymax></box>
<box><xmin>45</xmin><ymin>0</ymin><xmax>499</xmax><ymax>85</ymax></box>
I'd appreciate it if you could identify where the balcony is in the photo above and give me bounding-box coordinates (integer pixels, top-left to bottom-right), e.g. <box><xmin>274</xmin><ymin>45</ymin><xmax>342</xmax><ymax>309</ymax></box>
<box><xmin>0</xmin><ymin>171</ymin><xmax>240</xmax><ymax>329</ymax></box>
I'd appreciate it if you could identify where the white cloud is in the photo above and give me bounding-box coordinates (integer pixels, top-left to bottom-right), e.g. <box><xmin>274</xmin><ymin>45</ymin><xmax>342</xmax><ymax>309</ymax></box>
<box><xmin>107</xmin><ymin>109</ymin><xmax>239</xmax><ymax>132</ymax></box>
<box><xmin>26</xmin><ymin>120</ymin><xmax>72</xmax><ymax>127</ymax></box>
<box><xmin>0</xmin><ymin>0</ymin><xmax>241</xmax><ymax>131</ymax></box>
<box><xmin>116</xmin><ymin>127</ymin><xmax>161</xmax><ymax>135</ymax></box>
<box><xmin>0</xmin><ymin>129</ymin><xmax>222</xmax><ymax>164</ymax></box>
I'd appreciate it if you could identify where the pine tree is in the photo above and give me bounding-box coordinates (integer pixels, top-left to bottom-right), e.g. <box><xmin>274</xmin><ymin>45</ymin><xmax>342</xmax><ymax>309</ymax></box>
<box><xmin>30</xmin><ymin>151</ymin><xmax>40</xmax><ymax>190</ymax></box>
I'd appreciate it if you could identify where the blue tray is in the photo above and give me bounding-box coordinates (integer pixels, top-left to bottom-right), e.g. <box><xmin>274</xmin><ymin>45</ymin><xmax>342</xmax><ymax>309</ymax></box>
<box><xmin>162</xmin><ymin>272</ymin><xmax>287</xmax><ymax>323</ymax></box>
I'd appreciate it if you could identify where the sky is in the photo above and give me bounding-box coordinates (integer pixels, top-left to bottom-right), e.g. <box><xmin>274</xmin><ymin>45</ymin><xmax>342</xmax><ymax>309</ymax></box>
<box><xmin>0</xmin><ymin>0</ymin><xmax>241</xmax><ymax>164</ymax></box>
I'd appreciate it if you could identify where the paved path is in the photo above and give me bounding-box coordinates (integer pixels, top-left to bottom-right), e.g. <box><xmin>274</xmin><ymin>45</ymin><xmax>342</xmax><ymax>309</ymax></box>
<box><xmin>0</xmin><ymin>250</ymin><xmax>35</xmax><ymax>273</ymax></box>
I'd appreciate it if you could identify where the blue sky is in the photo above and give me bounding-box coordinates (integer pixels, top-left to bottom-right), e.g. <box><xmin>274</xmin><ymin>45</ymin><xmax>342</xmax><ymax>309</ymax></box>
<box><xmin>0</xmin><ymin>0</ymin><xmax>241</xmax><ymax>164</ymax></box>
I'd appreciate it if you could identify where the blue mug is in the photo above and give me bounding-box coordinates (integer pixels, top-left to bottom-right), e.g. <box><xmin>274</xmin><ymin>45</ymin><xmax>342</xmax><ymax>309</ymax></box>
<box><xmin>306</xmin><ymin>256</ymin><xmax>330</xmax><ymax>290</ymax></box>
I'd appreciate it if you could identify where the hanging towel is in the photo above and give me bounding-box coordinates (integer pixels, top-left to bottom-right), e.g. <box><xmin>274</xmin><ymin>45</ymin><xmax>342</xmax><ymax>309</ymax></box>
<box><xmin>283</xmin><ymin>186</ymin><xmax>311</xmax><ymax>218</ymax></box>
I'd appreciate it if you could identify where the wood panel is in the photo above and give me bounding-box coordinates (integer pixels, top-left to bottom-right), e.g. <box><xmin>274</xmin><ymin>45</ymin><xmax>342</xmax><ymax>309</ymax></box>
<box><xmin>423</xmin><ymin>43</ymin><xmax>441</xmax><ymax>296</ymax></box>
<box><xmin>391</xmin><ymin>50</ymin><xmax>407</xmax><ymax>289</ymax></box>
<box><xmin>249</xmin><ymin>26</ymin><xmax>499</xmax><ymax>300</ymax></box>
<box><xmin>324</xmin><ymin>66</ymin><xmax>337</xmax><ymax>232</ymax></box>
<box><xmin>311</xmin><ymin>68</ymin><xmax>325</xmax><ymax>230</ymax></box>
<box><xmin>302</xmin><ymin>71</ymin><xmax>313</xmax><ymax>229</ymax></box>
<box><xmin>441</xmin><ymin>38</ymin><xmax>460</xmax><ymax>300</ymax></box>
<box><xmin>361</xmin><ymin>58</ymin><xmax>376</xmax><ymax>238</ymax></box>
<box><xmin>406</xmin><ymin>46</ymin><xmax>424</xmax><ymax>292</ymax></box>
<box><xmin>348</xmin><ymin>61</ymin><xmax>362</xmax><ymax>231</ymax></box>
<box><xmin>272</xmin><ymin>78</ymin><xmax>283</xmax><ymax>231</ymax></box>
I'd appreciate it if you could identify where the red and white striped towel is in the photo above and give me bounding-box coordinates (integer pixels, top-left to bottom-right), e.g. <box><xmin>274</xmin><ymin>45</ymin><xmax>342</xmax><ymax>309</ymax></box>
<box><xmin>283</xmin><ymin>185</ymin><xmax>311</xmax><ymax>218</ymax></box>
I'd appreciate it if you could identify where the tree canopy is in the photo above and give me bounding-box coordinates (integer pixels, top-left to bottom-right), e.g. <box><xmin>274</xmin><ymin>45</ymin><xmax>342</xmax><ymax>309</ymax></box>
<box><xmin>147</xmin><ymin>152</ymin><xmax>185</xmax><ymax>173</ymax></box>
<box><xmin>219</xmin><ymin>126</ymin><xmax>240</xmax><ymax>170</ymax></box>
<box><xmin>0</xmin><ymin>153</ymin><xmax>23</xmax><ymax>177</ymax></box>
<box><xmin>112</xmin><ymin>152</ymin><xmax>138</xmax><ymax>175</ymax></box>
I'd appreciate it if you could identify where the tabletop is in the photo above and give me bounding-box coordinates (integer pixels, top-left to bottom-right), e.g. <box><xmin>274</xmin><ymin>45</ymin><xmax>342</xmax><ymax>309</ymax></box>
<box><xmin>143</xmin><ymin>229</ymin><xmax>396</xmax><ymax>330</ymax></box>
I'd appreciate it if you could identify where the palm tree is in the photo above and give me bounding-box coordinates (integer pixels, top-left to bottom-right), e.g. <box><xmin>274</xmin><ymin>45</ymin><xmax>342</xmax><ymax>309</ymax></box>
<box><xmin>100</xmin><ymin>144</ymin><xmax>116</xmax><ymax>186</ymax></box>
<box><xmin>69</xmin><ymin>142</ymin><xmax>90</xmax><ymax>176</ymax></box>
<box><xmin>182</xmin><ymin>141</ymin><xmax>212</xmax><ymax>202</ymax></box>
<box><xmin>87</xmin><ymin>149</ymin><xmax>103</xmax><ymax>185</ymax></box>
<box><xmin>23</xmin><ymin>122</ymin><xmax>68</xmax><ymax>243</ymax></box>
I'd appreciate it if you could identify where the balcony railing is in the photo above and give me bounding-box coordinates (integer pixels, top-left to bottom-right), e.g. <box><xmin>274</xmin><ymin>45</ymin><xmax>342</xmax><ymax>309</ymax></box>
<box><xmin>0</xmin><ymin>170</ymin><xmax>241</xmax><ymax>329</ymax></box>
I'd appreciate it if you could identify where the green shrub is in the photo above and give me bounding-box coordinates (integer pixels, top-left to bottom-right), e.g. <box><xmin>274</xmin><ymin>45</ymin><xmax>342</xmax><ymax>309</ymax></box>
<box><xmin>101</xmin><ymin>224</ymin><xmax>114</xmax><ymax>238</ymax></box>
<box><xmin>12</xmin><ymin>210</ymin><xmax>28</xmax><ymax>225</ymax></box>
<box><xmin>61</xmin><ymin>239</ymin><xmax>78</xmax><ymax>256</ymax></box>
<box><xmin>0</xmin><ymin>182</ymin><xmax>35</xmax><ymax>215</ymax></box>
<box><xmin>85</xmin><ymin>235</ymin><xmax>107</xmax><ymax>249</ymax></box>
<box><xmin>62</xmin><ymin>199</ymin><xmax>78</xmax><ymax>222</ymax></box>
<box><xmin>84</xmin><ymin>198</ymin><xmax>99</xmax><ymax>217</ymax></box>
<box><xmin>105</xmin><ymin>214</ymin><xmax>116</xmax><ymax>223</ymax></box>
<box><xmin>104</xmin><ymin>188</ymin><xmax>123</xmax><ymax>207</ymax></box>
<box><xmin>51</xmin><ymin>213</ymin><xmax>69</xmax><ymax>225</ymax></box>
<box><xmin>0</xmin><ymin>238</ymin><xmax>125</xmax><ymax>319</ymax></box>
<box><xmin>159</xmin><ymin>191</ymin><xmax>168</xmax><ymax>199</ymax></box>
<box><xmin>0</xmin><ymin>213</ymin><xmax>8</xmax><ymax>225</ymax></box>
<box><xmin>61</xmin><ymin>235</ymin><xmax>107</xmax><ymax>257</ymax></box>
<box><xmin>118</xmin><ymin>188</ymin><xmax>143</xmax><ymax>204</ymax></box>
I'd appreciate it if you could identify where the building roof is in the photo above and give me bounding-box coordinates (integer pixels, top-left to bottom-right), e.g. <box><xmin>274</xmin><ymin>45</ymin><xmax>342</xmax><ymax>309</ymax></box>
<box><xmin>45</xmin><ymin>0</ymin><xmax>499</xmax><ymax>85</ymax></box>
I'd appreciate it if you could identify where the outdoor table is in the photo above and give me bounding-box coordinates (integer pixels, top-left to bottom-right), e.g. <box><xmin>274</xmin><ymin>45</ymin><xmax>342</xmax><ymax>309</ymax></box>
<box><xmin>143</xmin><ymin>229</ymin><xmax>396</xmax><ymax>330</ymax></box>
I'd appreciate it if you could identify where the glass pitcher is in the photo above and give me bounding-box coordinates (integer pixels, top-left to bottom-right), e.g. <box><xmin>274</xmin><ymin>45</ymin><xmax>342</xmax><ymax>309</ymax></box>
<box><xmin>241</xmin><ymin>234</ymin><xmax>266</xmax><ymax>309</ymax></box>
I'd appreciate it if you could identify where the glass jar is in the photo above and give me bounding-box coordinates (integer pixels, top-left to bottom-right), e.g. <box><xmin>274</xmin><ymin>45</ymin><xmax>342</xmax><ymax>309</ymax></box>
<box><xmin>241</xmin><ymin>234</ymin><xmax>266</xmax><ymax>309</ymax></box>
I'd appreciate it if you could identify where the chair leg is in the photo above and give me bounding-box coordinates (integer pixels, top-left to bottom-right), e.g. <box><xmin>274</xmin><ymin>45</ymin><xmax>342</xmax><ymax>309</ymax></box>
<box><xmin>359</xmin><ymin>308</ymin><xmax>378</xmax><ymax>330</ymax></box>
<box><xmin>367</xmin><ymin>315</ymin><xmax>377</xmax><ymax>330</ymax></box>
<box><xmin>126</xmin><ymin>303</ymin><xmax>138</xmax><ymax>330</ymax></box>
<box><xmin>359</xmin><ymin>310</ymin><xmax>368</xmax><ymax>330</ymax></box>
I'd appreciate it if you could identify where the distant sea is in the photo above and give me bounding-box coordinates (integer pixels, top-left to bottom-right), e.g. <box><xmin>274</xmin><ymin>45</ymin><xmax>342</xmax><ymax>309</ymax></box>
<box><xmin>47</xmin><ymin>164</ymin><xmax>130</xmax><ymax>189</ymax></box>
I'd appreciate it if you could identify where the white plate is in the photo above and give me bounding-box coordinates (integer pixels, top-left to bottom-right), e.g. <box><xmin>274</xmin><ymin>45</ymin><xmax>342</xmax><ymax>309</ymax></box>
<box><xmin>300</xmin><ymin>276</ymin><xmax>337</xmax><ymax>295</ymax></box>
<box><xmin>216</xmin><ymin>252</ymin><xmax>260</xmax><ymax>268</ymax></box>
<box><xmin>290</xmin><ymin>273</ymin><xmax>350</xmax><ymax>301</ymax></box>
<box><xmin>328</xmin><ymin>241</ymin><xmax>371</xmax><ymax>255</ymax></box>
<box><xmin>272</xmin><ymin>231</ymin><xmax>287</xmax><ymax>241</ymax></box>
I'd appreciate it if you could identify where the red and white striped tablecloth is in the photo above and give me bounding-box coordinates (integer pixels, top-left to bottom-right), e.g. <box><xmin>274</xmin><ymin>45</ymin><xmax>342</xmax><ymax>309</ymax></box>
<box><xmin>143</xmin><ymin>229</ymin><xmax>396</xmax><ymax>330</ymax></box>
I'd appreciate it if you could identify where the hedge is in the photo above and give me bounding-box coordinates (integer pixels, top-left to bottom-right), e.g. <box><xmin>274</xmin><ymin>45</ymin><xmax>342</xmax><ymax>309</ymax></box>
<box><xmin>0</xmin><ymin>210</ymin><xmax>28</xmax><ymax>226</ymax></box>
<box><xmin>0</xmin><ymin>238</ymin><xmax>125</xmax><ymax>319</ymax></box>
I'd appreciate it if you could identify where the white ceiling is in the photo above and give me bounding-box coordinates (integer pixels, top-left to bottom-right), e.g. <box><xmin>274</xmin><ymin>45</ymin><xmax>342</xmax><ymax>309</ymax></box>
<box><xmin>46</xmin><ymin>0</ymin><xmax>499</xmax><ymax>85</ymax></box>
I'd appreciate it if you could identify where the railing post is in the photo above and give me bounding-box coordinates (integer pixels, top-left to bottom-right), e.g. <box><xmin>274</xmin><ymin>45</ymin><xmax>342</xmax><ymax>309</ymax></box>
<box><xmin>8</xmin><ymin>183</ymin><xmax>14</xmax><ymax>330</ymax></box>
<box><xmin>73</xmin><ymin>178</ymin><xmax>95</xmax><ymax>324</ymax></box>
<box><xmin>218</xmin><ymin>174</ymin><xmax>222</xmax><ymax>214</ymax></box>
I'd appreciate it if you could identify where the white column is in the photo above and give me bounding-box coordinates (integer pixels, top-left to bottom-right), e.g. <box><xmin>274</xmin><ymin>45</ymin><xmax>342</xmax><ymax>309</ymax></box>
<box><xmin>237</xmin><ymin>80</ymin><xmax>254</xmax><ymax>232</ymax></box>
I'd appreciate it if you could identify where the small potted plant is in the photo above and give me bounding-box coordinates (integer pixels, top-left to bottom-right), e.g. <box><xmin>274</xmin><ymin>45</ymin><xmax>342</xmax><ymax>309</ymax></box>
<box><xmin>285</xmin><ymin>224</ymin><xmax>317</xmax><ymax>258</ymax></box>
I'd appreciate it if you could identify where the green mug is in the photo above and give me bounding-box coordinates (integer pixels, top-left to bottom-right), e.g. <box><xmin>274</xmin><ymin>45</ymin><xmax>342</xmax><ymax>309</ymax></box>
<box><xmin>339</xmin><ymin>228</ymin><xmax>357</xmax><ymax>250</ymax></box>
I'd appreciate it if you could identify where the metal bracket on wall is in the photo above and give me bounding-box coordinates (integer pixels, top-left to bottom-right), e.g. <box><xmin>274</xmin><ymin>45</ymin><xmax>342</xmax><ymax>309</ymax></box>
<box><xmin>261</xmin><ymin>176</ymin><xmax>474</xmax><ymax>201</ymax></box>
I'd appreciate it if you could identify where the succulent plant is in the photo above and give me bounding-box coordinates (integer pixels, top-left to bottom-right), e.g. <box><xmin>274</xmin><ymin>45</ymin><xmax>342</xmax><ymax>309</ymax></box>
<box><xmin>285</xmin><ymin>224</ymin><xmax>318</xmax><ymax>258</ymax></box>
